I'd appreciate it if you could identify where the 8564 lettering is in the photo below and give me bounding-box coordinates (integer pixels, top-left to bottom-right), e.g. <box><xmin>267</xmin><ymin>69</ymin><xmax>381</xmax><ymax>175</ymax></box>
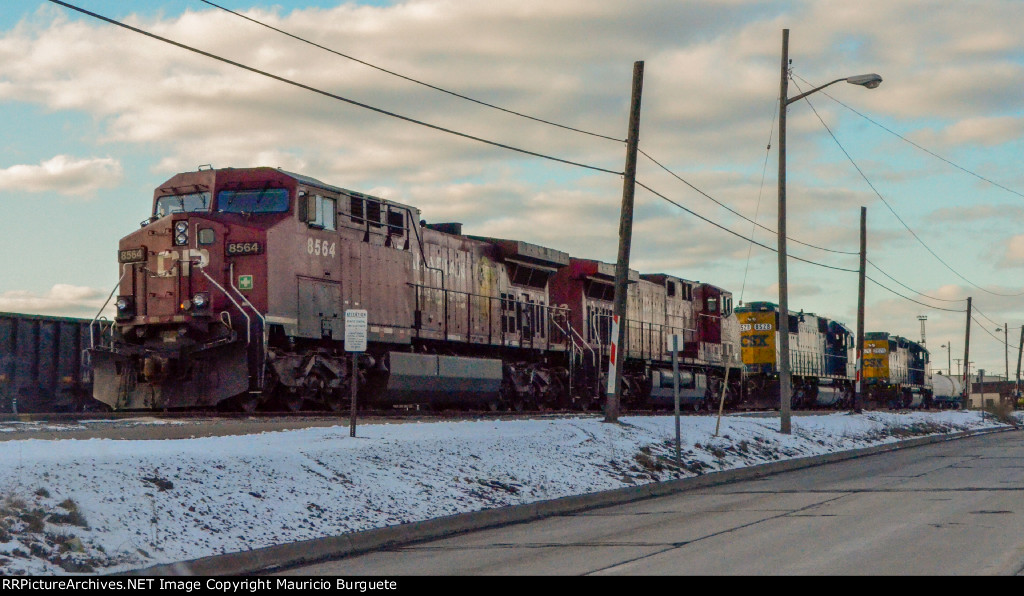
<box><xmin>227</xmin><ymin>241</ymin><xmax>262</xmax><ymax>256</ymax></box>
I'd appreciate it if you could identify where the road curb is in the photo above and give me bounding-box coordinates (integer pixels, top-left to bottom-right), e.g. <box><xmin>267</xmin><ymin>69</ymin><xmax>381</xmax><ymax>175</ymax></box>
<box><xmin>132</xmin><ymin>424</ymin><xmax>1015</xmax><ymax>576</ymax></box>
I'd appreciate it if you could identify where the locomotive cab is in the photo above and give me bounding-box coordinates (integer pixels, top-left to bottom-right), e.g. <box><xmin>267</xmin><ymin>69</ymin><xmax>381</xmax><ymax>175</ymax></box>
<box><xmin>91</xmin><ymin>168</ymin><xmax>295</xmax><ymax>410</ymax></box>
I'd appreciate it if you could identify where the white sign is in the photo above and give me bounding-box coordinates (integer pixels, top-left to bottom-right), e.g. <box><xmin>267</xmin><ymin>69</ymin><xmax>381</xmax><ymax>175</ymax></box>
<box><xmin>345</xmin><ymin>309</ymin><xmax>368</xmax><ymax>352</ymax></box>
<box><xmin>666</xmin><ymin>334</ymin><xmax>684</xmax><ymax>352</ymax></box>
<box><xmin>606</xmin><ymin>315</ymin><xmax>620</xmax><ymax>395</ymax></box>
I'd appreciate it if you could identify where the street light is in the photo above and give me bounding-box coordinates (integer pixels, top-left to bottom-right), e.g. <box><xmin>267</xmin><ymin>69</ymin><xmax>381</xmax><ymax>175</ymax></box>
<box><xmin>995</xmin><ymin>325</ymin><xmax>1009</xmax><ymax>382</ymax></box>
<box><xmin>777</xmin><ymin>29</ymin><xmax>882</xmax><ymax>433</ymax></box>
<box><xmin>940</xmin><ymin>342</ymin><xmax>952</xmax><ymax>376</ymax></box>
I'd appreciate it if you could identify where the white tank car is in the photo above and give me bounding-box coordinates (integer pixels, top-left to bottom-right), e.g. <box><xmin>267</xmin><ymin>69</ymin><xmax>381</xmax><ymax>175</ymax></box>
<box><xmin>932</xmin><ymin>374</ymin><xmax>964</xmax><ymax>408</ymax></box>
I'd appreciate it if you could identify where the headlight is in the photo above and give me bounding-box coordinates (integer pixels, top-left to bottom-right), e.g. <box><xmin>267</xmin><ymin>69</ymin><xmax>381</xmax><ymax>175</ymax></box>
<box><xmin>173</xmin><ymin>221</ymin><xmax>189</xmax><ymax>246</ymax></box>
<box><xmin>115</xmin><ymin>296</ymin><xmax>135</xmax><ymax>318</ymax></box>
<box><xmin>192</xmin><ymin>292</ymin><xmax>209</xmax><ymax>309</ymax></box>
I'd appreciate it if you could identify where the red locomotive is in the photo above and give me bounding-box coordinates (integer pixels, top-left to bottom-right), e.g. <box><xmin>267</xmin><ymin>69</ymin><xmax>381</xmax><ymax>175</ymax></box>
<box><xmin>89</xmin><ymin>166</ymin><xmax>742</xmax><ymax>411</ymax></box>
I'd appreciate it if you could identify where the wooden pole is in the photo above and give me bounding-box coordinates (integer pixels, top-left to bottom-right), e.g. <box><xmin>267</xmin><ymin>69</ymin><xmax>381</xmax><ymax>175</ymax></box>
<box><xmin>962</xmin><ymin>297</ymin><xmax>972</xmax><ymax>410</ymax></box>
<box><xmin>606</xmin><ymin>60</ymin><xmax>644</xmax><ymax>423</ymax></box>
<box><xmin>854</xmin><ymin>206</ymin><xmax>866</xmax><ymax>413</ymax></box>
<box><xmin>777</xmin><ymin>29</ymin><xmax>792</xmax><ymax>434</ymax></box>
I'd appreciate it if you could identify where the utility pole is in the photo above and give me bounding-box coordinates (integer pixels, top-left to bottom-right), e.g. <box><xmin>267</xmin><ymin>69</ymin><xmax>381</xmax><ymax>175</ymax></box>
<box><xmin>918</xmin><ymin>315</ymin><xmax>927</xmax><ymax>345</ymax></box>
<box><xmin>854</xmin><ymin>206</ymin><xmax>866</xmax><ymax>413</ymax></box>
<box><xmin>606</xmin><ymin>60</ymin><xmax>644</xmax><ymax>424</ymax></box>
<box><xmin>777</xmin><ymin>30</ymin><xmax>793</xmax><ymax>434</ymax></box>
<box><xmin>1016</xmin><ymin>327</ymin><xmax>1023</xmax><ymax>400</ymax></box>
<box><xmin>774</xmin><ymin>30</ymin><xmax>880</xmax><ymax>434</ymax></box>
<box><xmin>1004</xmin><ymin>324</ymin><xmax>1009</xmax><ymax>384</ymax></box>
<box><xmin>962</xmin><ymin>297</ymin><xmax>972</xmax><ymax>410</ymax></box>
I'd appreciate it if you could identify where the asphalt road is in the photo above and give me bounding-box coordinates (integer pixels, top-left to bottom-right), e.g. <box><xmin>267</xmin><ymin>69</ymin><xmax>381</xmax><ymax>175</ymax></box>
<box><xmin>279</xmin><ymin>429</ymin><xmax>1024</xmax><ymax>575</ymax></box>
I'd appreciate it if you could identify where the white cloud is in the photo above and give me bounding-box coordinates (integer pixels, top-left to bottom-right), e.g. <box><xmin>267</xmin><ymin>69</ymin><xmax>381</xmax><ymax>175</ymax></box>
<box><xmin>0</xmin><ymin>284</ymin><xmax>111</xmax><ymax>318</ymax></box>
<box><xmin>1</xmin><ymin>1</ymin><xmax>1023</xmax><ymax>373</ymax></box>
<box><xmin>0</xmin><ymin>155</ymin><xmax>123</xmax><ymax>196</ymax></box>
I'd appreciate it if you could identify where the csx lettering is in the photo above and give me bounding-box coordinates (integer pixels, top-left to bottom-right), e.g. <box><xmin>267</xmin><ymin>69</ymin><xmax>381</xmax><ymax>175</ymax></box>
<box><xmin>741</xmin><ymin>335</ymin><xmax>769</xmax><ymax>347</ymax></box>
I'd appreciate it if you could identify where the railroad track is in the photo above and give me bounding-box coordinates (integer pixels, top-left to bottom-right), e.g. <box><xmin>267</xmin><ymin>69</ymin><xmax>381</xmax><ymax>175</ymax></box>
<box><xmin>0</xmin><ymin>406</ymin><xmax>875</xmax><ymax>425</ymax></box>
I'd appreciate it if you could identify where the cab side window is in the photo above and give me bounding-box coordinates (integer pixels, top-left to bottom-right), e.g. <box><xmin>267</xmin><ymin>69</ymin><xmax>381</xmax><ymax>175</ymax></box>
<box><xmin>302</xmin><ymin>193</ymin><xmax>337</xmax><ymax>231</ymax></box>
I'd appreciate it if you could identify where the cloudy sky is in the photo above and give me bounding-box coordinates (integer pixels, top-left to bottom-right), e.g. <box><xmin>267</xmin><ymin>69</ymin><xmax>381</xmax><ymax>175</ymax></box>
<box><xmin>1</xmin><ymin>0</ymin><xmax>1023</xmax><ymax>377</ymax></box>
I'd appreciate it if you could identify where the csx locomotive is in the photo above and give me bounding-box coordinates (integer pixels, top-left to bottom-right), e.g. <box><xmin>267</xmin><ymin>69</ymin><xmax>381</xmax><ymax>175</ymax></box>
<box><xmin>87</xmin><ymin>165</ymin><xmax>929</xmax><ymax>412</ymax></box>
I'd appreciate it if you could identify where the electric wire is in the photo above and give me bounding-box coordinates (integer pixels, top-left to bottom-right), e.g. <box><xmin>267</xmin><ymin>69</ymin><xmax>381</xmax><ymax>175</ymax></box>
<box><xmin>47</xmin><ymin>0</ymin><xmax>622</xmax><ymax>176</ymax></box>
<box><xmin>866</xmin><ymin>258</ymin><xmax>966</xmax><ymax>303</ymax></box>
<box><xmin>971</xmin><ymin>315</ymin><xmax>1020</xmax><ymax>352</ymax></box>
<box><xmin>794</xmin><ymin>74</ymin><xmax>1024</xmax><ymax>202</ymax></box>
<box><xmin>46</xmin><ymin>0</ymin><xmax>979</xmax><ymax>318</ymax></box>
<box><xmin>863</xmin><ymin>275</ymin><xmax>965</xmax><ymax>313</ymax></box>
<box><xmin>638</xmin><ymin>178</ymin><xmax>973</xmax><ymax>314</ymax></box>
<box><xmin>637</xmin><ymin>179</ymin><xmax>857</xmax><ymax>273</ymax></box>
<box><xmin>638</xmin><ymin>148</ymin><xmax>858</xmax><ymax>255</ymax></box>
<box><xmin>971</xmin><ymin>304</ymin><xmax>1004</xmax><ymax>330</ymax></box>
<box><xmin>739</xmin><ymin>99</ymin><xmax>778</xmax><ymax>304</ymax></box>
<box><xmin>198</xmin><ymin>0</ymin><xmax>626</xmax><ymax>143</ymax></box>
<box><xmin>791</xmin><ymin>76</ymin><xmax>1024</xmax><ymax>298</ymax></box>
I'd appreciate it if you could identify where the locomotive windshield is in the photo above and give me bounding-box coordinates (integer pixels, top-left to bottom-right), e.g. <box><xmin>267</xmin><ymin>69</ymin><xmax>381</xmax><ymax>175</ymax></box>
<box><xmin>217</xmin><ymin>188</ymin><xmax>289</xmax><ymax>214</ymax></box>
<box><xmin>155</xmin><ymin>191</ymin><xmax>211</xmax><ymax>217</ymax></box>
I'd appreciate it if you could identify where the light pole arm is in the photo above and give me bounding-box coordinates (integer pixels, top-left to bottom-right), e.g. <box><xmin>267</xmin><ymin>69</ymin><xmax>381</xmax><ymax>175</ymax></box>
<box><xmin>785</xmin><ymin>77</ymin><xmax>846</xmax><ymax>105</ymax></box>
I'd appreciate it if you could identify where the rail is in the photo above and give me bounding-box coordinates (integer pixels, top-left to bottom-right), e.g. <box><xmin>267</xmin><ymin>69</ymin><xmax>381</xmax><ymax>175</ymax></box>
<box><xmin>90</xmin><ymin>263</ymin><xmax>130</xmax><ymax>349</ymax></box>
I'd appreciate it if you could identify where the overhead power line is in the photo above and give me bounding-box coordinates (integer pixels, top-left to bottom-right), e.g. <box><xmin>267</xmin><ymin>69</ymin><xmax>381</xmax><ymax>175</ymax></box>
<box><xmin>637</xmin><ymin>149</ymin><xmax>858</xmax><ymax>255</ymax></box>
<box><xmin>791</xmin><ymin>76</ymin><xmax>1024</xmax><ymax>299</ymax></box>
<box><xmin>48</xmin><ymin>0</ymin><xmax>622</xmax><ymax>176</ymax></box>
<box><xmin>199</xmin><ymin>0</ymin><xmax>625</xmax><ymax>143</ymax></box>
<box><xmin>638</xmin><ymin>180</ymin><xmax>971</xmax><ymax>313</ymax></box>
<box><xmin>971</xmin><ymin>314</ymin><xmax>1020</xmax><ymax>351</ymax></box>
<box><xmin>864</xmin><ymin>275</ymin><xmax>965</xmax><ymax>313</ymax></box>
<box><xmin>797</xmin><ymin>75</ymin><xmax>1024</xmax><ymax>202</ymax></box>
<box><xmin>866</xmin><ymin>259</ymin><xmax>966</xmax><ymax>303</ymax></box>
<box><xmin>637</xmin><ymin>179</ymin><xmax>858</xmax><ymax>273</ymax></box>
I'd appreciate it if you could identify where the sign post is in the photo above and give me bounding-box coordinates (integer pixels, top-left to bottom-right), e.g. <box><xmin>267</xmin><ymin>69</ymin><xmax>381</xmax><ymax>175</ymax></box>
<box><xmin>345</xmin><ymin>309</ymin><xmax>368</xmax><ymax>437</ymax></box>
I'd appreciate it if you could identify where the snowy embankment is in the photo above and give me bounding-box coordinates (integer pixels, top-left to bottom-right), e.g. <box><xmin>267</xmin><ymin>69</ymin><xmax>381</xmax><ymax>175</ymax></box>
<box><xmin>0</xmin><ymin>410</ymin><xmax>1012</xmax><ymax>575</ymax></box>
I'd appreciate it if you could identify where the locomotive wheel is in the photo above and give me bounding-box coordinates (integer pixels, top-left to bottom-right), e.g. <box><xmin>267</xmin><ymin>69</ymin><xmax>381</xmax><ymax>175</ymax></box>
<box><xmin>573</xmin><ymin>394</ymin><xmax>594</xmax><ymax>411</ymax></box>
<box><xmin>325</xmin><ymin>392</ymin><xmax>351</xmax><ymax>412</ymax></box>
<box><xmin>279</xmin><ymin>392</ymin><xmax>305</xmax><ymax>412</ymax></box>
<box><xmin>235</xmin><ymin>394</ymin><xmax>261</xmax><ymax>413</ymax></box>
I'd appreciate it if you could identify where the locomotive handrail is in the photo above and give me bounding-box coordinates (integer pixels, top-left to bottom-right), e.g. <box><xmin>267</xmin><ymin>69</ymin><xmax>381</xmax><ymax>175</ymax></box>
<box><xmin>196</xmin><ymin>266</ymin><xmax>251</xmax><ymax>345</ymax></box>
<box><xmin>407</xmin><ymin>282</ymin><xmax>571</xmax><ymax>348</ymax></box>
<box><xmin>90</xmin><ymin>263</ymin><xmax>130</xmax><ymax>349</ymax></box>
<box><xmin>549</xmin><ymin>313</ymin><xmax>598</xmax><ymax>402</ymax></box>
<box><xmin>229</xmin><ymin>262</ymin><xmax>267</xmax><ymax>390</ymax></box>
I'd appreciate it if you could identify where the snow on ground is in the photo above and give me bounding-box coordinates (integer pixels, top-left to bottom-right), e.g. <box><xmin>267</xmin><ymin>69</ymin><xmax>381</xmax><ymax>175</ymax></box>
<box><xmin>0</xmin><ymin>410</ymin><xmax>1014</xmax><ymax>575</ymax></box>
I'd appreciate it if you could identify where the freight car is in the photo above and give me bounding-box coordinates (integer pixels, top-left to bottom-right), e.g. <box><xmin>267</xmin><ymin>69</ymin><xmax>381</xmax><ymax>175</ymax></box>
<box><xmin>88</xmin><ymin>166</ymin><xmax>741</xmax><ymax>412</ymax></box>
<box><xmin>734</xmin><ymin>301</ymin><xmax>855</xmax><ymax>409</ymax></box>
<box><xmin>0</xmin><ymin>312</ymin><xmax>110</xmax><ymax>412</ymax></box>
<box><xmin>931</xmin><ymin>373</ymin><xmax>964</xmax><ymax>409</ymax></box>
